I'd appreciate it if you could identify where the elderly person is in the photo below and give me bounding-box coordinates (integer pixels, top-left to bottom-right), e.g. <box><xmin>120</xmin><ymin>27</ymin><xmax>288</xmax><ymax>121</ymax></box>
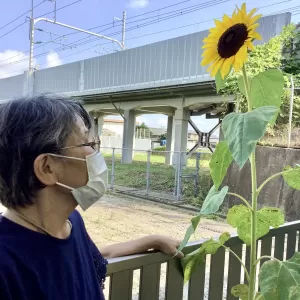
<box><xmin>0</xmin><ymin>95</ymin><xmax>183</xmax><ymax>300</ymax></box>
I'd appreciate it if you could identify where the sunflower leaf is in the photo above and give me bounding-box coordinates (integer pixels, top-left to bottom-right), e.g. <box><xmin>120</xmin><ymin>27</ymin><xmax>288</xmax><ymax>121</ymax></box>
<box><xmin>227</xmin><ymin>205</ymin><xmax>283</xmax><ymax>245</ymax></box>
<box><xmin>215</xmin><ymin>70</ymin><xmax>225</xmax><ymax>93</ymax></box>
<box><xmin>182</xmin><ymin>233</ymin><xmax>230</xmax><ymax>283</ymax></box>
<box><xmin>282</xmin><ymin>165</ymin><xmax>300</xmax><ymax>190</ymax></box>
<box><xmin>259</xmin><ymin>207</ymin><xmax>284</xmax><ymax>228</ymax></box>
<box><xmin>209</xmin><ymin>141</ymin><xmax>233</xmax><ymax>190</ymax></box>
<box><xmin>182</xmin><ymin>247</ymin><xmax>206</xmax><ymax>283</ymax></box>
<box><xmin>222</xmin><ymin>106</ymin><xmax>278</xmax><ymax>169</ymax></box>
<box><xmin>259</xmin><ymin>252</ymin><xmax>300</xmax><ymax>300</ymax></box>
<box><xmin>200</xmin><ymin>185</ymin><xmax>229</xmax><ymax>215</ymax></box>
<box><xmin>177</xmin><ymin>215</ymin><xmax>201</xmax><ymax>252</ymax></box>
<box><xmin>231</xmin><ymin>284</ymin><xmax>248</xmax><ymax>300</ymax></box>
<box><xmin>215</xmin><ymin>68</ymin><xmax>231</xmax><ymax>93</ymax></box>
<box><xmin>250</xmin><ymin>69</ymin><xmax>284</xmax><ymax>109</ymax></box>
<box><xmin>238</xmin><ymin>76</ymin><xmax>246</xmax><ymax>96</ymax></box>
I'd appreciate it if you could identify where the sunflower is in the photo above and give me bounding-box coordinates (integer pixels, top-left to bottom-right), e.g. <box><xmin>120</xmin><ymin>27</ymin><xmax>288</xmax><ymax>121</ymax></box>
<box><xmin>201</xmin><ymin>3</ymin><xmax>262</xmax><ymax>79</ymax></box>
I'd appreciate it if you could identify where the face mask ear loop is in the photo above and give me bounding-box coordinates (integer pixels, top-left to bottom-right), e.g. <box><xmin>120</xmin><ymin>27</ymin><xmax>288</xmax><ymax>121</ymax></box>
<box><xmin>48</xmin><ymin>153</ymin><xmax>86</xmax><ymax>161</ymax></box>
<box><xmin>56</xmin><ymin>182</ymin><xmax>75</xmax><ymax>191</ymax></box>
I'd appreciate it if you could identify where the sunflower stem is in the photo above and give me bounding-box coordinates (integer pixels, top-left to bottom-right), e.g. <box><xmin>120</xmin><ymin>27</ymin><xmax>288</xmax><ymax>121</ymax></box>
<box><xmin>242</xmin><ymin>64</ymin><xmax>251</xmax><ymax>111</ymax></box>
<box><xmin>242</xmin><ymin>64</ymin><xmax>257</xmax><ymax>300</ymax></box>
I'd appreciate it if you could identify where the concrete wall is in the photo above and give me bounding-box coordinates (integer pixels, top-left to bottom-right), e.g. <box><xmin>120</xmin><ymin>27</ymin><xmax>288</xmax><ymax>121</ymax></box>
<box><xmin>224</xmin><ymin>146</ymin><xmax>300</xmax><ymax>221</ymax></box>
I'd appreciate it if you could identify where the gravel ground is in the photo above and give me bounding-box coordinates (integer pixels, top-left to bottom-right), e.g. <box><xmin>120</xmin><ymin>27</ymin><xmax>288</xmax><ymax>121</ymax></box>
<box><xmin>79</xmin><ymin>192</ymin><xmax>234</xmax><ymax>247</ymax></box>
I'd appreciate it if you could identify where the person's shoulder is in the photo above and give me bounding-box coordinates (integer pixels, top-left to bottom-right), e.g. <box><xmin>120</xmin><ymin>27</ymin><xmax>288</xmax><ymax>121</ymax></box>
<box><xmin>0</xmin><ymin>242</ymin><xmax>16</xmax><ymax>270</ymax></box>
<box><xmin>69</xmin><ymin>209</ymin><xmax>85</xmax><ymax>227</ymax></box>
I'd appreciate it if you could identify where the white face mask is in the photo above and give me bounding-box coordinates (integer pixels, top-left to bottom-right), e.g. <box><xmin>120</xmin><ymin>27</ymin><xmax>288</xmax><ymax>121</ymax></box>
<box><xmin>50</xmin><ymin>151</ymin><xmax>108</xmax><ymax>211</ymax></box>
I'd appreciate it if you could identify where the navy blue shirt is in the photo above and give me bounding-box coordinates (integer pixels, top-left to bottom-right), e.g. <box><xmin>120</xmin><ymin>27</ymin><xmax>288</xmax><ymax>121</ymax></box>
<box><xmin>0</xmin><ymin>210</ymin><xmax>107</xmax><ymax>300</ymax></box>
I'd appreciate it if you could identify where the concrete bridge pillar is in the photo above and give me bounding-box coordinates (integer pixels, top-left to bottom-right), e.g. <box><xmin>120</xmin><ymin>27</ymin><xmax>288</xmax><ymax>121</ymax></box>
<box><xmin>88</xmin><ymin>112</ymin><xmax>105</xmax><ymax>138</ymax></box>
<box><xmin>97</xmin><ymin>116</ymin><xmax>105</xmax><ymax>137</ymax></box>
<box><xmin>122</xmin><ymin>109</ymin><xmax>136</xmax><ymax>164</ymax></box>
<box><xmin>172</xmin><ymin>108</ymin><xmax>190</xmax><ymax>166</ymax></box>
<box><xmin>165</xmin><ymin>116</ymin><xmax>174</xmax><ymax>165</ymax></box>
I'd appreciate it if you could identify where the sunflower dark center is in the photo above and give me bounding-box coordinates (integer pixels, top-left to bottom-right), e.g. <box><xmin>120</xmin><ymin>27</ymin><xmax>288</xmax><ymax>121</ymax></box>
<box><xmin>217</xmin><ymin>23</ymin><xmax>248</xmax><ymax>58</ymax></box>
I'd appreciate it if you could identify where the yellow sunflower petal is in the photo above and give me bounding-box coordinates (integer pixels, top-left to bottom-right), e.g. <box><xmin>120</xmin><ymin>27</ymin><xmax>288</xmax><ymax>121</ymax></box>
<box><xmin>248</xmin><ymin>8</ymin><xmax>257</xmax><ymax>19</ymax></box>
<box><xmin>201</xmin><ymin>51</ymin><xmax>219</xmax><ymax>66</ymax></box>
<box><xmin>251</xmin><ymin>32</ymin><xmax>262</xmax><ymax>40</ymax></box>
<box><xmin>241</xmin><ymin>3</ymin><xmax>247</xmax><ymax>14</ymax></box>
<box><xmin>202</xmin><ymin>48</ymin><xmax>217</xmax><ymax>57</ymax></box>
<box><xmin>214</xmin><ymin>19</ymin><xmax>227</xmax><ymax>30</ymax></box>
<box><xmin>203</xmin><ymin>37</ymin><xmax>218</xmax><ymax>43</ymax></box>
<box><xmin>208</xmin><ymin>28</ymin><xmax>224</xmax><ymax>39</ymax></box>
<box><xmin>248</xmin><ymin>23</ymin><xmax>260</xmax><ymax>31</ymax></box>
<box><xmin>246</xmin><ymin>41</ymin><xmax>255</xmax><ymax>51</ymax></box>
<box><xmin>233</xmin><ymin>56</ymin><xmax>242</xmax><ymax>72</ymax></box>
<box><xmin>222</xmin><ymin>14</ymin><xmax>233</xmax><ymax>26</ymax></box>
<box><xmin>212</xmin><ymin>59</ymin><xmax>225</xmax><ymax>77</ymax></box>
<box><xmin>234</xmin><ymin>45</ymin><xmax>248</xmax><ymax>67</ymax></box>
<box><xmin>202</xmin><ymin>43</ymin><xmax>216</xmax><ymax>49</ymax></box>
<box><xmin>220</xmin><ymin>56</ymin><xmax>234</xmax><ymax>78</ymax></box>
<box><xmin>249</xmin><ymin>14</ymin><xmax>262</xmax><ymax>25</ymax></box>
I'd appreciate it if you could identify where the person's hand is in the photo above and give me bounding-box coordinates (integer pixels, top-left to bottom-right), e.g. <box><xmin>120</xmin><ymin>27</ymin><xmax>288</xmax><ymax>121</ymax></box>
<box><xmin>152</xmin><ymin>235</ymin><xmax>184</xmax><ymax>259</ymax></box>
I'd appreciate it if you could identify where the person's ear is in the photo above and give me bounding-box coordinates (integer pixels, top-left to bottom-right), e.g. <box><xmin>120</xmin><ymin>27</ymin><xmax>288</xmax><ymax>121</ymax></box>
<box><xmin>33</xmin><ymin>154</ymin><xmax>60</xmax><ymax>186</ymax></box>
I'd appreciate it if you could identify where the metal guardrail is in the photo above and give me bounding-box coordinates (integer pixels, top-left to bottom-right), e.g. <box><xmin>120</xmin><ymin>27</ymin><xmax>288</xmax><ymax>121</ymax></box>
<box><xmin>105</xmin><ymin>220</ymin><xmax>300</xmax><ymax>300</ymax></box>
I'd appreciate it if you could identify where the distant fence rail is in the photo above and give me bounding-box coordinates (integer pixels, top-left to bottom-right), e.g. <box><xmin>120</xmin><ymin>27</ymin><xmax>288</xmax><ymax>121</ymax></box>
<box><xmin>101</xmin><ymin>146</ymin><xmax>213</xmax><ymax>203</ymax></box>
<box><xmin>105</xmin><ymin>220</ymin><xmax>300</xmax><ymax>300</ymax></box>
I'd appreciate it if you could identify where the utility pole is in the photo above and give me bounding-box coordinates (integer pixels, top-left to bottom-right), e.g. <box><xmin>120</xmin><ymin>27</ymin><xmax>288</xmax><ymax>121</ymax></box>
<box><xmin>122</xmin><ymin>10</ymin><xmax>126</xmax><ymax>50</ymax></box>
<box><xmin>28</xmin><ymin>2</ymin><xmax>126</xmax><ymax>74</ymax></box>
<box><xmin>288</xmin><ymin>76</ymin><xmax>295</xmax><ymax>148</ymax></box>
<box><xmin>28</xmin><ymin>0</ymin><xmax>35</xmax><ymax>94</ymax></box>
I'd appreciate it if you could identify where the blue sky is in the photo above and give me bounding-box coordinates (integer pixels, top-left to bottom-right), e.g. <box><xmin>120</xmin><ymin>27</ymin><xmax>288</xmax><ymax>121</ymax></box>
<box><xmin>0</xmin><ymin>0</ymin><xmax>299</xmax><ymax>130</ymax></box>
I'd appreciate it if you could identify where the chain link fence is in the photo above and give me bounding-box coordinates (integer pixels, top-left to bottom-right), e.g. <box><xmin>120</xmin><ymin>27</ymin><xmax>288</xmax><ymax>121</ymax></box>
<box><xmin>101</xmin><ymin>147</ymin><xmax>213</xmax><ymax>208</ymax></box>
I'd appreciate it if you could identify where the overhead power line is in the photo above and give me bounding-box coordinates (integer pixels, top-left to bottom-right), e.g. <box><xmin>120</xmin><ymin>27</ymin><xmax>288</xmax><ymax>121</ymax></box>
<box><xmin>33</xmin><ymin>0</ymin><xmax>231</xmax><ymax>57</ymax></box>
<box><xmin>0</xmin><ymin>0</ymin><xmax>46</xmax><ymax>31</ymax></box>
<box><xmin>0</xmin><ymin>0</ymin><xmax>83</xmax><ymax>64</ymax></box>
<box><xmin>0</xmin><ymin>0</ymin><xmax>296</xmax><ymax>74</ymax></box>
<box><xmin>35</xmin><ymin>0</ymin><xmax>82</xmax><ymax>19</ymax></box>
<box><xmin>0</xmin><ymin>21</ymin><xmax>27</xmax><ymax>40</ymax></box>
<box><xmin>0</xmin><ymin>0</ymin><xmax>228</xmax><ymax>67</ymax></box>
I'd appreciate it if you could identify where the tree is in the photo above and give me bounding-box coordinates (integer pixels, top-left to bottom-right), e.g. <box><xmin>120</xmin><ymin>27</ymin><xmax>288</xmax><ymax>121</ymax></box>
<box><xmin>136</xmin><ymin>122</ymin><xmax>149</xmax><ymax>130</ymax></box>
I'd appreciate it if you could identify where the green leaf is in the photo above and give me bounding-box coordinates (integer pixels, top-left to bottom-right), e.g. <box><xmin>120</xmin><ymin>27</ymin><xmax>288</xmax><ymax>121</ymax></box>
<box><xmin>219</xmin><ymin>232</ymin><xmax>231</xmax><ymax>244</ymax></box>
<box><xmin>238</xmin><ymin>76</ymin><xmax>246</xmax><ymax>96</ymax></box>
<box><xmin>226</xmin><ymin>204</ymin><xmax>250</xmax><ymax>227</ymax></box>
<box><xmin>227</xmin><ymin>205</ymin><xmax>283</xmax><ymax>245</ymax></box>
<box><xmin>200</xmin><ymin>185</ymin><xmax>229</xmax><ymax>215</ymax></box>
<box><xmin>283</xmin><ymin>166</ymin><xmax>300</xmax><ymax>190</ymax></box>
<box><xmin>250</xmin><ymin>69</ymin><xmax>285</xmax><ymax>109</ymax></box>
<box><xmin>259</xmin><ymin>252</ymin><xmax>300</xmax><ymax>300</ymax></box>
<box><xmin>181</xmin><ymin>233</ymin><xmax>230</xmax><ymax>283</ymax></box>
<box><xmin>231</xmin><ymin>284</ymin><xmax>248</xmax><ymax>300</ymax></box>
<box><xmin>177</xmin><ymin>215</ymin><xmax>201</xmax><ymax>252</ymax></box>
<box><xmin>237</xmin><ymin>211</ymin><xmax>270</xmax><ymax>246</ymax></box>
<box><xmin>215</xmin><ymin>68</ymin><xmax>232</xmax><ymax>93</ymax></box>
<box><xmin>222</xmin><ymin>106</ymin><xmax>278</xmax><ymax>169</ymax></box>
<box><xmin>259</xmin><ymin>207</ymin><xmax>285</xmax><ymax>228</ymax></box>
<box><xmin>201</xmin><ymin>233</ymin><xmax>230</xmax><ymax>255</ymax></box>
<box><xmin>215</xmin><ymin>70</ymin><xmax>226</xmax><ymax>93</ymax></box>
<box><xmin>209</xmin><ymin>141</ymin><xmax>233</xmax><ymax>189</ymax></box>
<box><xmin>256</xmin><ymin>292</ymin><xmax>265</xmax><ymax>300</ymax></box>
<box><xmin>182</xmin><ymin>247</ymin><xmax>206</xmax><ymax>283</ymax></box>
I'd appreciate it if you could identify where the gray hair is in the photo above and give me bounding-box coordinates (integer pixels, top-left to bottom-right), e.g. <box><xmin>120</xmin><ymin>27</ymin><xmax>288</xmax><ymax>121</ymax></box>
<box><xmin>0</xmin><ymin>94</ymin><xmax>92</xmax><ymax>208</ymax></box>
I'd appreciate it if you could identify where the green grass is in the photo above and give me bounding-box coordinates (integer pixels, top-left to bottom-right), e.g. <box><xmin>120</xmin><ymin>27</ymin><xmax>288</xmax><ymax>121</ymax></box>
<box><xmin>103</xmin><ymin>152</ymin><xmax>213</xmax><ymax>208</ymax></box>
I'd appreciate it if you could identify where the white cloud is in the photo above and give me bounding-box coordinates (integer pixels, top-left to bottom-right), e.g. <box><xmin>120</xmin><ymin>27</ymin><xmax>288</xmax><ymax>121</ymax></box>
<box><xmin>46</xmin><ymin>51</ymin><xmax>62</xmax><ymax>68</ymax></box>
<box><xmin>0</xmin><ymin>50</ymin><xmax>30</xmax><ymax>79</ymax></box>
<box><xmin>128</xmin><ymin>0</ymin><xmax>149</xmax><ymax>9</ymax></box>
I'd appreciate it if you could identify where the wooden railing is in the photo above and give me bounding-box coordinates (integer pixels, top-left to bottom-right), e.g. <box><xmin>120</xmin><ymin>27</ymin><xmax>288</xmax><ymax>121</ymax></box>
<box><xmin>105</xmin><ymin>221</ymin><xmax>300</xmax><ymax>300</ymax></box>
